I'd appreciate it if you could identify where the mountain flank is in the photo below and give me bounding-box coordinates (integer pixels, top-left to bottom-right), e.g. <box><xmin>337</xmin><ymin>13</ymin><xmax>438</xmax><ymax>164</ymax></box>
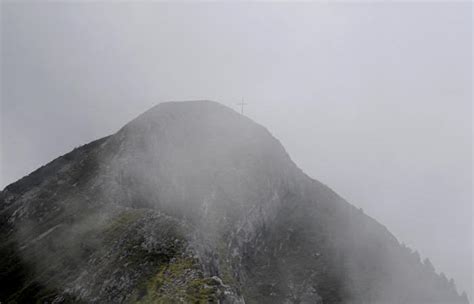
<box><xmin>0</xmin><ymin>100</ymin><xmax>469</xmax><ymax>304</ymax></box>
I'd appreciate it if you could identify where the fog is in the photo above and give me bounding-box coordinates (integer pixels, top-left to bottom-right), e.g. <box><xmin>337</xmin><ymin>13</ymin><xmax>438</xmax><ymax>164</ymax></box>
<box><xmin>1</xmin><ymin>1</ymin><xmax>472</xmax><ymax>300</ymax></box>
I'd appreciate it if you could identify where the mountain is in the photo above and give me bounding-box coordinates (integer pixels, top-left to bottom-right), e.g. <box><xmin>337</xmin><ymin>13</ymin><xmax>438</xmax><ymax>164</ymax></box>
<box><xmin>0</xmin><ymin>100</ymin><xmax>469</xmax><ymax>304</ymax></box>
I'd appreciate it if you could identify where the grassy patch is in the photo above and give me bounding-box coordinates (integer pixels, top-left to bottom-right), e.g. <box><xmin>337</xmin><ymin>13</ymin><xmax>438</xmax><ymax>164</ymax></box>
<box><xmin>103</xmin><ymin>209</ymin><xmax>145</xmax><ymax>240</ymax></box>
<box><xmin>131</xmin><ymin>257</ymin><xmax>220</xmax><ymax>304</ymax></box>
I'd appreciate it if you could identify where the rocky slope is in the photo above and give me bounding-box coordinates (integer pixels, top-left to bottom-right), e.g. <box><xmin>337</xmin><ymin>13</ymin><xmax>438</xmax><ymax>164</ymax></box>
<box><xmin>0</xmin><ymin>101</ymin><xmax>469</xmax><ymax>303</ymax></box>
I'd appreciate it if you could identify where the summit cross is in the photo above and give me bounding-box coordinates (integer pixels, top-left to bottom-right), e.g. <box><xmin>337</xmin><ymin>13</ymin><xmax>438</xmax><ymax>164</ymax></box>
<box><xmin>236</xmin><ymin>98</ymin><xmax>248</xmax><ymax>115</ymax></box>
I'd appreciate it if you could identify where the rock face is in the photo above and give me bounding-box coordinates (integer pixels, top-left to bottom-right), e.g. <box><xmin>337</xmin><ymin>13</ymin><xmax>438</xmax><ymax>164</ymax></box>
<box><xmin>0</xmin><ymin>101</ymin><xmax>469</xmax><ymax>304</ymax></box>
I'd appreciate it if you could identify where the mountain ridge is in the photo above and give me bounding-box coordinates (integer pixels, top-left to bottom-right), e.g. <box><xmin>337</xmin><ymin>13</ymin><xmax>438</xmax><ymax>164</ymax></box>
<box><xmin>0</xmin><ymin>100</ymin><xmax>469</xmax><ymax>304</ymax></box>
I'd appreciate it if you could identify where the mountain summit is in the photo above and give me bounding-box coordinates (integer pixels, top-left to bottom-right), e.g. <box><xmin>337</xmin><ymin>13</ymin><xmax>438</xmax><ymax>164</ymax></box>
<box><xmin>0</xmin><ymin>101</ymin><xmax>469</xmax><ymax>304</ymax></box>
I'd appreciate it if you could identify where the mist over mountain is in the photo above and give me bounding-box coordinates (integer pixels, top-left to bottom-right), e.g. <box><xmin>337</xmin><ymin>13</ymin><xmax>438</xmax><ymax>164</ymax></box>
<box><xmin>0</xmin><ymin>101</ymin><xmax>469</xmax><ymax>303</ymax></box>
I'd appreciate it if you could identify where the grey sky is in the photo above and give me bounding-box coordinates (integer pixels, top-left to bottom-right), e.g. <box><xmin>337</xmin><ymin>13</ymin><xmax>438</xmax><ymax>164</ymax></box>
<box><xmin>1</xmin><ymin>1</ymin><xmax>472</xmax><ymax>299</ymax></box>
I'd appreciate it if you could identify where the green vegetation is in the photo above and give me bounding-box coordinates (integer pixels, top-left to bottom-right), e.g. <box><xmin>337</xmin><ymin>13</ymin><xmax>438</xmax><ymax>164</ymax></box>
<box><xmin>216</xmin><ymin>237</ymin><xmax>237</xmax><ymax>287</ymax></box>
<box><xmin>103</xmin><ymin>209</ymin><xmax>145</xmax><ymax>241</ymax></box>
<box><xmin>131</xmin><ymin>257</ymin><xmax>221</xmax><ymax>304</ymax></box>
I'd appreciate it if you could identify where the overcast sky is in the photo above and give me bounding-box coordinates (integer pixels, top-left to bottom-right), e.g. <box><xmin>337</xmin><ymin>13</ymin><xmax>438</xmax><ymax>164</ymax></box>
<box><xmin>1</xmin><ymin>1</ymin><xmax>472</xmax><ymax>299</ymax></box>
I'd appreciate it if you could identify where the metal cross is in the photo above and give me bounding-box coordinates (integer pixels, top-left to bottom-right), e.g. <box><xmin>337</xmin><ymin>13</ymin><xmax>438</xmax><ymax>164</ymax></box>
<box><xmin>236</xmin><ymin>98</ymin><xmax>248</xmax><ymax>115</ymax></box>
